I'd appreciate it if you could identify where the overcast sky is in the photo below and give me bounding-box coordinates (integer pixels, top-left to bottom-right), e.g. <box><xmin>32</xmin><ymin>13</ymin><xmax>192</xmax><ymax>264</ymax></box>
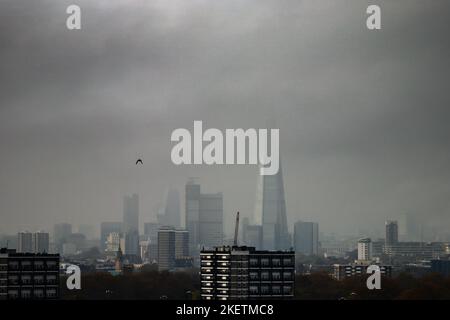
<box><xmin>1</xmin><ymin>0</ymin><xmax>449</xmax><ymax>238</ymax></box>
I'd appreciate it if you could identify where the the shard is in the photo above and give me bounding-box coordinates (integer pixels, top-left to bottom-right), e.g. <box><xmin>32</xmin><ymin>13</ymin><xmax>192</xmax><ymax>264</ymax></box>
<box><xmin>254</xmin><ymin>163</ymin><xmax>290</xmax><ymax>250</ymax></box>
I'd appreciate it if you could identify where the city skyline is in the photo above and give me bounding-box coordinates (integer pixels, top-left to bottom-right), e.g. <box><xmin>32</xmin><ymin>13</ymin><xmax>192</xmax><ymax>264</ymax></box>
<box><xmin>1</xmin><ymin>0</ymin><xmax>450</xmax><ymax>240</ymax></box>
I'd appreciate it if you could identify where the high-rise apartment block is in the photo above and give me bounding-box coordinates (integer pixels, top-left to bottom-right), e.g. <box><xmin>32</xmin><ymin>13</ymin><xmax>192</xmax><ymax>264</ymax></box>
<box><xmin>0</xmin><ymin>248</ymin><xmax>59</xmax><ymax>300</ymax></box>
<box><xmin>200</xmin><ymin>246</ymin><xmax>295</xmax><ymax>300</ymax></box>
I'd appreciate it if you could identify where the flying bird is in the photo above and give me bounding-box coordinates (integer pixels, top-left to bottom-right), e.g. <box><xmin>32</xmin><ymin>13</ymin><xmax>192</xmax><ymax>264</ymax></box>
<box><xmin>136</xmin><ymin>159</ymin><xmax>143</xmax><ymax>165</ymax></box>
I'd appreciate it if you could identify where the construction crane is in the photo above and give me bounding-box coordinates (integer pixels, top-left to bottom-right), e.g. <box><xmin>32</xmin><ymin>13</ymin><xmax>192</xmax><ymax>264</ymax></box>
<box><xmin>233</xmin><ymin>211</ymin><xmax>240</xmax><ymax>246</ymax></box>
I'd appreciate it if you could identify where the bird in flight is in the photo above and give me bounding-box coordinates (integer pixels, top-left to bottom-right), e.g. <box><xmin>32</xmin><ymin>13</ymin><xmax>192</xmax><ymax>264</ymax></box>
<box><xmin>136</xmin><ymin>159</ymin><xmax>143</xmax><ymax>165</ymax></box>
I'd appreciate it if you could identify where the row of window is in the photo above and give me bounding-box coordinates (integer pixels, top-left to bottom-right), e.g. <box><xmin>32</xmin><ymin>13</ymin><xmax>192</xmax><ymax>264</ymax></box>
<box><xmin>0</xmin><ymin>274</ymin><xmax>58</xmax><ymax>286</ymax></box>
<box><xmin>249</xmin><ymin>271</ymin><xmax>293</xmax><ymax>281</ymax></box>
<box><xmin>4</xmin><ymin>260</ymin><xmax>58</xmax><ymax>271</ymax></box>
<box><xmin>249</xmin><ymin>285</ymin><xmax>293</xmax><ymax>295</ymax></box>
<box><xmin>2</xmin><ymin>288</ymin><xmax>58</xmax><ymax>299</ymax></box>
<box><xmin>249</xmin><ymin>257</ymin><xmax>294</xmax><ymax>267</ymax></box>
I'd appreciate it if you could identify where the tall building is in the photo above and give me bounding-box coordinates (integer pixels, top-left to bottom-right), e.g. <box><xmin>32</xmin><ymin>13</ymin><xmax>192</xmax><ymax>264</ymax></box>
<box><xmin>385</xmin><ymin>220</ymin><xmax>399</xmax><ymax>246</ymax></box>
<box><xmin>17</xmin><ymin>232</ymin><xmax>33</xmax><ymax>253</ymax></box>
<box><xmin>399</xmin><ymin>212</ymin><xmax>420</xmax><ymax>241</ymax></box>
<box><xmin>123</xmin><ymin>230</ymin><xmax>140</xmax><ymax>256</ymax></box>
<box><xmin>100</xmin><ymin>222</ymin><xmax>123</xmax><ymax>252</ymax></box>
<box><xmin>33</xmin><ymin>232</ymin><xmax>49</xmax><ymax>253</ymax></box>
<box><xmin>199</xmin><ymin>193</ymin><xmax>223</xmax><ymax>248</ymax></box>
<box><xmin>157</xmin><ymin>227</ymin><xmax>190</xmax><ymax>271</ymax></box>
<box><xmin>185</xmin><ymin>179</ymin><xmax>223</xmax><ymax>255</ymax></box>
<box><xmin>200</xmin><ymin>246</ymin><xmax>295</xmax><ymax>300</ymax></box>
<box><xmin>123</xmin><ymin>193</ymin><xmax>139</xmax><ymax>233</ymax></box>
<box><xmin>243</xmin><ymin>224</ymin><xmax>263</xmax><ymax>250</ymax></box>
<box><xmin>144</xmin><ymin>222</ymin><xmax>159</xmax><ymax>243</ymax></box>
<box><xmin>78</xmin><ymin>224</ymin><xmax>95</xmax><ymax>240</ymax></box>
<box><xmin>357</xmin><ymin>237</ymin><xmax>372</xmax><ymax>261</ymax></box>
<box><xmin>175</xmin><ymin>229</ymin><xmax>190</xmax><ymax>258</ymax></box>
<box><xmin>0</xmin><ymin>248</ymin><xmax>60</xmax><ymax>300</ymax></box>
<box><xmin>254</xmin><ymin>164</ymin><xmax>289</xmax><ymax>250</ymax></box>
<box><xmin>53</xmin><ymin>223</ymin><xmax>72</xmax><ymax>251</ymax></box>
<box><xmin>158</xmin><ymin>188</ymin><xmax>181</xmax><ymax>228</ymax></box>
<box><xmin>105</xmin><ymin>232</ymin><xmax>121</xmax><ymax>256</ymax></box>
<box><xmin>294</xmin><ymin>222</ymin><xmax>319</xmax><ymax>256</ymax></box>
<box><xmin>186</xmin><ymin>179</ymin><xmax>201</xmax><ymax>254</ymax></box>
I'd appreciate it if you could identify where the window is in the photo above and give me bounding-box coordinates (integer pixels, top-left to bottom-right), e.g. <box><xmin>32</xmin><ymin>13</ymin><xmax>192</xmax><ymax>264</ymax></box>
<box><xmin>8</xmin><ymin>275</ymin><xmax>19</xmax><ymax>285</ymax></box>
<box><xmin>249</xmin><ymin>258</ymin><xmax>258</xmax><ymax>267</ymax></box>
<box><xmin>34</xmin><ymin>261</ymin><xmax>44</xmax><ymax>270</ymax></box>
<box><xmin>272</xmin><ymin>259</ymin><xmax>281</xmax><ymax>266</ymax></box>
<box><xmin>34</xmin><ymin>275</ymin><xmax>44</xmax><ymax>285</ymax></box>
<box><xmin>272</xmin><ymin>272</ymin><xmax>281</xmax><ymax>280</ymax></box>
<box><xmin>34</xmin><ymin>289</ymin><xmax>44</xmax><ymax>298</ymax></box>
<box><xmin>46</xmin><ymin>288</ymin><xmax>57</xmax><ymax>298</ymax></box>
<box><xmin>8</xmin><ymin>261</ymin><xmax>19</xmax><ymax>270</ymax></box>
<box><xmin>261</xmin><ymin>272</ymin><xmax>269</xmax><ymax>281</ymax></box>
<box><xmin>283</xmin><ymin>258</ymin><xmax>293</xmax><ymax>266</ymax></box>
<box><xmin>249</xmin><ymin>272</ymin><xmax>258</xmax><ymax>280</ymax></box>
<box><xmin>21</xmin><ymin>261</ymin><xmax>32</xmax><ymax>271</ymax></box>
<box><xmin>283</xmin><ymin>286</ymin><xmax>292</xmax><ymax>295</ymax></box>
<box><xmin>283</xmin><ymin>272</ymin><xmax>292</xmax><ymax>280</ymax></box>
<box><xmin>261</xmin><ymin>258</ymin><xmax>269</xmax><ymax>267</ymax></box>
<box><xmin>261</xmin><ymin>286</ymin><xmax>269</xmax><ymax>294</ymax></box>
<box><xmin>21</xmin><ymin>275</ymin><xmax>32</xmax><ymax>285</ymax></box>
<box><xmin>249</xmin><ymin>286</ymin><xmax>259</xmax><ymax>294</ymax></box>
<box><xmin>272</xmin><ymin>286</ymin><xmax>281</xmax><ymax>294</ymax></box>
<box><xmin>21</xmin><ymin>290</ymin><xmax>32</xmax><ymax>299</ymax></box>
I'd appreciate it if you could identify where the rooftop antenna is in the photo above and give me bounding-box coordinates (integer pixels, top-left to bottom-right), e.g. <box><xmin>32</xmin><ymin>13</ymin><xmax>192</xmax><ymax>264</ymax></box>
<box><xmin>233</xmin><ymin>212</ymin><xmax>240</xmax><ymax>247</ymax></box>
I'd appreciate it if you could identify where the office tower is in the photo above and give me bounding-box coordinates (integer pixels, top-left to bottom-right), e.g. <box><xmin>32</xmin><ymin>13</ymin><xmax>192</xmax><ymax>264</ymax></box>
<box><xmin>200</xmin><ymin>246</ymin><xmax>295</xmax><ymax>300</ymax></box>
<box><xmin>123</xmin><ymin>193</ymin><xmax>139</xmax><ymax>233</ymax></box>
<box><xmin>0</xmin><ymin>248</ymin><xmax>59</xmax><ymax>300</ymax></box>
<box><xmin>100</xmin><ymin>222</ymin><xmax>123</xmax><ymax>252</ymax></box>
<box><xmin>33</xmin><ymin>232</ymin><xmax>49</xmax><ymax>253</ymax></box>
<box><xmin>144</xmin><ymin>222</ymin><xmax>159</xmax><ymax>243</ymax></box>
<box><xmin>385</xmin><ymin>220</ymin><xmax>399</xmax><ymax>246</ymax></box>
<box><xmin>357</xmin><ymin>237</ymin><xmax>372</xmax><ymax>261</ymax></box>
<box><xmin>243</xmin><ymin>224</ymin><xmax>263</xmax><ymax>249</ymax></box>
<box><xmin>175</xmin><ymin>229</ymin><xmax>190</xmax><ymax>258</ymax></box>
<box><xmin>123</xmin><ymin>230</ymin><xmax>140</xmax><ymax>256</ymax></box>
<box><xmin>254</xmin><ymin>164</ymin><xmax>289</xmax><ymax>250</ymax></box>
<box><xmin>17</xmin><ymin>232</ymin><xmax>33</xmax><ymax>253</ymax></box>
<box><xmin>399</xmin><ymin>212</ymin><xmax>420</xmax><ymax>241</ymax></box>
<box><xmin>105</xmin><ymin>232</ymin><xmax>121</xmax><ymax>253</ymax></box>
<box><xmin>158</xmin><ymin>188</ymin><xmax>181</xmax><ymax>228</ymax></box>
<box><xmin>158</xmin><ymin>227</ymin><xmax>190</xmax><ymax>271</ymax></box>
<box><xmin>78</xmin><ymin>224</ymin><xmax>95</xmax><ymax>240</ymax></box>
<box><xmin>199</xmin><ymin>193</ymin><xmax>223</xmax><ymax>248</ymax></box>
<box><xmin>158</xmin><ymin>227</ymin><xmax>176</xmax><ymax>271</ymax></box>
<box><xmin>294</xmin><ymin>221</ymin><xmax>319</xmax><ymax>256</ymax></box>
<box><xmin>185</xmin><ymin>179</ymin><xmax>224</xmax><ymax>254</ymax></box>
<box><xmin>186</xmin><ymin>179</ymin><xmax>201</xmax><ymax>254</ymax></box>
<box><xmin>53</xmin><ymin>223</ymin><xmax>72</xmax><ymax>251</ymax></box>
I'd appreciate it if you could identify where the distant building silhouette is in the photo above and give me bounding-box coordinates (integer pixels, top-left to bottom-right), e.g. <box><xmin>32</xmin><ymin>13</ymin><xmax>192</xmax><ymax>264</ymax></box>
<box><xmin>294</xmin><ymin>221</ymin><xmax>319</xmax><ymax>256</ymax></box>
<box><xmin>254</xmin><ymin>164</ymin><xmax>289</xmax><ymax>250</ymax></box>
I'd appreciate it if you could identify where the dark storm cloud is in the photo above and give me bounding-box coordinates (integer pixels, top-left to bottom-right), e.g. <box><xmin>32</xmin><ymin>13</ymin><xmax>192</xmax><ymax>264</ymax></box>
<box><xmin>0</xmin><ymin>0</ymin><xmax>449</xmax><ymax>237</ymax></box>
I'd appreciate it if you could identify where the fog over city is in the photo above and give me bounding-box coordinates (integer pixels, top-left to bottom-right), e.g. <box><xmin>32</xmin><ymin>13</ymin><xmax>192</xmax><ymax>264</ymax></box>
<box><xmin>1</xmin><ymin>0</ymin><xmax>449</xmax><ymax>238</ymax></box>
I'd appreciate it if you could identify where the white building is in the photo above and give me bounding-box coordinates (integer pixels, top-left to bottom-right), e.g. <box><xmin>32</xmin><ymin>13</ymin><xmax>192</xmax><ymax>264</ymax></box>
<box><xmin>357</xmin><ymin>237</ymin><xmax>373</xmax><ymax>261</ymax></box>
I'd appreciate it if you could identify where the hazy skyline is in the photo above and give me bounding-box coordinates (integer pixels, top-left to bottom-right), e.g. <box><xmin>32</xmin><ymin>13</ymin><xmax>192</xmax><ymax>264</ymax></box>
<box><xmin>1</xmin><ymin>0</ymin><xmax>450</xmax><ymax>238</ymax></box>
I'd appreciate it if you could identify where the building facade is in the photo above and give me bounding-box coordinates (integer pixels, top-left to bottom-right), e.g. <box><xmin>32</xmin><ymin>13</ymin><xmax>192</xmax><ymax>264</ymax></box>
<box><xmin>294</xmin><ymin>222</ymin><xmax>319</xmax><ymax>256</ymax></box>
<box><xmin>185</xmin><ymin>179</ymin><xmax>223</xmax><ymax>255</ymax></box>
<box><xmin>0</xmin><ymin>248</ymin><xmax>59</xmax><ymax>300</ymax></box>
<box><xmin>385</xmin><ymin>220</ymin><xmax>399</xmax><ymax>246</ymax></box>
<box><xmin>254</xmin><ymin>164</ymin><xmax>290</xmax><ymax>251</ymax></box>
<box><xmin>200</xmin><ymin>246</ymin><xmax>295</xmax><ymax>300</ymax></box>
<box><xmin>333</xmin><ymin>264</ymin><xmax>392</xmax><ymax>281</ymax></box>
<box><xmin>123</xmin><ymin>193</ymin><xmax>139</xmax><ymax>234</ymax></box>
